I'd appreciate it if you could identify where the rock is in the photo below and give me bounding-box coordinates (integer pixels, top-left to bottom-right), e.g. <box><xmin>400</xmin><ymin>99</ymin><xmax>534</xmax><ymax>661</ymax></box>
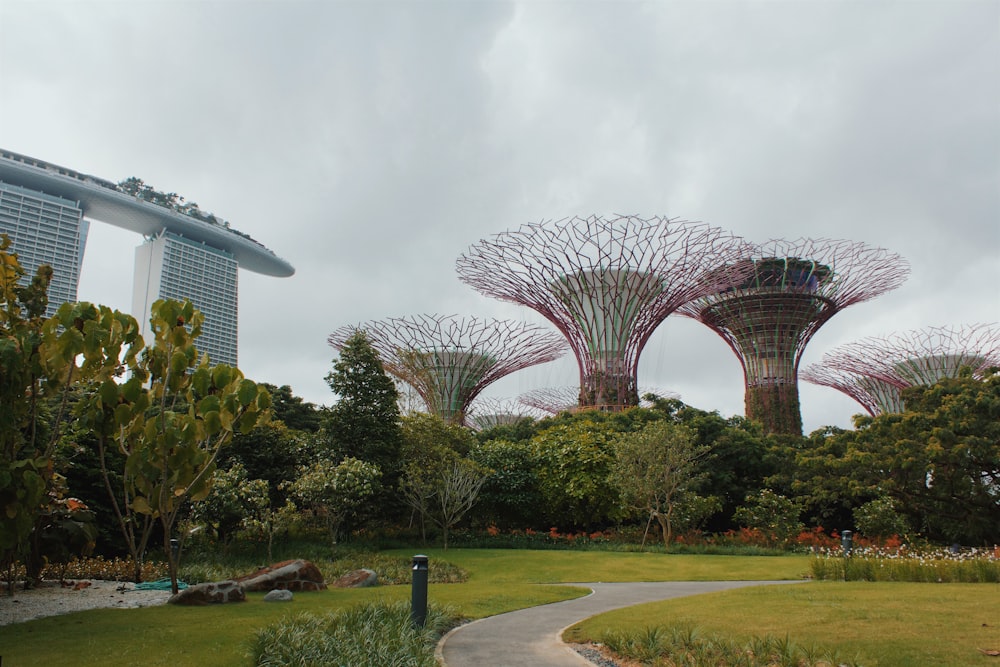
<box><xmin>263</xmin><ymin>589</ymin><xmax>293</xmax><ymax>602</ymax></box>
<box><xmin>331</xmin><ymin>568</ymin><xmax>378</xmax><ymax>588</ymax></box>
<box><xmin>236</xmin><ymin>559</ymin><xmax>327</xmax><ymax>592</ymax></box>
<box><xmin>168</xmin><ymin>580</ymin><xmax>245</xmax><ymax>606</ymax></box>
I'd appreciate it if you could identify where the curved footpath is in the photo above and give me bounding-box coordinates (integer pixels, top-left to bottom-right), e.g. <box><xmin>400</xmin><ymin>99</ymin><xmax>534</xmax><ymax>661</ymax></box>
<box><xmin>438</xmin><ymin>580</ymin><xmax>803</xmax><ymax>667</ymax></box>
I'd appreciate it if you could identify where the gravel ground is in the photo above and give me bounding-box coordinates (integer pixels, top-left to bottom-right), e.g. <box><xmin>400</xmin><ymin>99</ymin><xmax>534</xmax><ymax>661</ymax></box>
<box><xmin>0</xmin><ymin>580</ymin><xmax>171</xmax><ymax>626</ymax></box>
<box><xmin>573</xmin><ymin>644</ymin><xmax>626</xmax><ymax>666</ymax></box>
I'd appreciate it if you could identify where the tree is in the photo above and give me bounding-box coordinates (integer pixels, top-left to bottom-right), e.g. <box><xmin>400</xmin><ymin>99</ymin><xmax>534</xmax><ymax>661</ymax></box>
<box><xmin>285</xmin><ymin>457</ymin><xmax>380</xmax><ymax>551</ymax></box>
<box><xmin>323</xmin><ymin>332</ymin><xmax>402</xmax><ymax>485</ymax></box>
<box><xmin>530</xmin><ymin>419</ymin><xmax>622</xmax><ymax>528</ymax></box>
<box><xmin>469</xmin><ymin>438</ymin><xmax>542</xmax><ymax>529</ymax></box>
<box><xmin>840</xmin><ymin>372</ymin><xmax>1000</xmax><ymax>544</ymax></box>
<box><xmin>188</xmin><ymin>462</ymin><xmax>269</xmax><ymax>547</ymax></box>
<box><xmin>1</xmin><ymin>236</ymin><xmax>140</xmax><ymax>586</ymax></box>
<box><xmin>612</xmin><ymin>421</ymin><xmax>716</xmax><ymax>548</ymax></box>
<box><xmin>733</xmin><ymin>489</ymin><xmax>804</xmax><ymax>547</ymax></box>
<box><xmin>260</xmin><ymin>383</ymin><xmax>323</xmax><ymax>432</ymax></box>
<box><xmin>79</xmin><ymin>299</ymin><xmax>271</xmax><ymax>592</ymax></box>
<box><xmin>400</xmin><ymin>447</ymin><xmax>489</xmax><ymax>549</ymax></box>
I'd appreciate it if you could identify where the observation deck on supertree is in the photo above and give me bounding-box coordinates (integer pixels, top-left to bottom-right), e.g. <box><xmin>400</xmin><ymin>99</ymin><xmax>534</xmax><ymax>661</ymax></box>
<box><xmin>328</xmin><ymin>314</ymin><xmax>567</xmax><ymax>425</ymax></box>
<box><xmin>518</xmin><ymin>386</ymin><xmax>679</xmax><ymax>415</ymax></box>
<box><xmin>677</xmin><ymin>238</ymin><xmax>909</xmax><ymax>435</ymax></box>
<box><xmin>801</xmin><ymin>323</ymin><xmax>1000</xmax><ymax>416</ymax></box>
<box><xmin>456</xmin><ymin>215</ymin><xmax>750</xmax><ymax>411</ymax></box>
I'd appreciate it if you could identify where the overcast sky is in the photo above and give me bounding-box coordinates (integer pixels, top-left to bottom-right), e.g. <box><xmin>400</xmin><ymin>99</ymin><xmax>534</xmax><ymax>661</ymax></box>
<box><xmin>1</xmin><ymin>1</ymin><xmax>997</xmax><ymax>433</ymax></box>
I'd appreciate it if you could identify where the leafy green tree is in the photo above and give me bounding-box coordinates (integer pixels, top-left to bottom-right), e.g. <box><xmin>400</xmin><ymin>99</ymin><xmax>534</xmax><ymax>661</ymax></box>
<box><xmin>79</xmin><ymin>299</ymin><xmax>271</xmax><ymax>592</ymax></box>
<box><xmin>853</xmin><ymin>495</ymin><xmax>910</xmax><ymax>540</ymax></box>
<box><xmin>189</xmin><ymin>462</ymin><xmax>269</xmax><ymax>546</ymax></box>
<box><xmin>260</xmin><ymin>383</ymin><xmax>323</xmax><ymax>432</ymax></box>
<box><xmin>469</xmin><ymin>438</ymin><xmax>542</xmax><ymax>529</ymax></box>
<box><xmin>612</xmin><ymin>421</ymin><xmax>717</xmax><ymax>548</ymax></box>
<box><xmin>285</xmin><ymin>457</ymin><xmax>380</xmax><ymax>551</ymax></box>
<box><xmin>324</xmin><ymin>332</ymin><xmax>402</xmax><ymax>486</ymax></box>
<box><xmin>220</xmin><ymin>422</ymin><xmax>308</xmax><ymax>506</ymax></box>
<box><xmin>530</xmin><ymin>419</ymin><xmax>622</xmax><ymax>528</ymax></box>
<box><xmin>733</xmin><ymin>489</ymin><xmax>804</xmax><ymax>547</ymax></box>
<box><xmin>400</xmin><ymin>445</ymin><xmax>489</xmax><ymax>549</ymax></box>
<box><xmin>668</xmin><ymin>405</ymin><xmax>776</xmax><ymax>531</ymax></box>
<box><xmin>1</xmin><ymin>236</ymin><xmax>141</xmax><ymax>585</ymax></box>
<box><xmin>842</xmin><ymin>372</ymin><xmax>1000</xmax><ymax>544</ymax></box>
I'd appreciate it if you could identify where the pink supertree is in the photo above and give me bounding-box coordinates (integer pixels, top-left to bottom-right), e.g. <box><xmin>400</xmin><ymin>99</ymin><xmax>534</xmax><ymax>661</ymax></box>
<box><xmin>328</xmin><ymin>314</ymin><xmax>567</xmax><ymax>425</ymax></box>
<box><xmin>457</xmin><ymin>215</ymin><xmax>750</xmax><ymax>411</ymax></box>
<box><xmin>518</xmin><ymin>386</ymin><xmax>679</xmax><ymax>415</ymax></box>
<box><xmin>465</xmin><ymin>397</ymin><xmax>546</xmax><ymax>431</ymax></box>
<box><xmin>678</xmin><ymin>239</ymin><xmax>909</xmax><ymax>434</ymax></box>
<box><xmin>802</xmin><ymin>323</ymin><xmax>1000</xmax><ymax>416</ymax></box>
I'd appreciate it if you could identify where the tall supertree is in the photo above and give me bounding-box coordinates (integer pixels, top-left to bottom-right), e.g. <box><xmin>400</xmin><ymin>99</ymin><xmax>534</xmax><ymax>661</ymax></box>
<box><xmin>457</xmin><ymin>215</ymin><xmax>750</xmax><ymax>410</ymax></box>
<box><xmin>518</xmin><ymin>386</ymin><xmax>679</xmax><ymax>415</ymax></box>
<box><xmin>328</xmin><ymin>314</ymin><xmax>567</xmax><ymax>425</ymax></box>
<box><xmin>677</xmin><ymin>238</ymin><xmax>909</xmax><ymax>435</ymax></box>
<box><xmin>802</xmin><ymin>323</ymin><xmax>1000</xmax><ymax>416</ymax></box>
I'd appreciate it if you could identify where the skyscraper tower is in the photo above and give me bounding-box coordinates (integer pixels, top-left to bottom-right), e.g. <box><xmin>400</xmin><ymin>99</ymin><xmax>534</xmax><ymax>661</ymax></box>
<box><xmin>802</xmin><ymin>323</ymin><xmax>1000</xmax><ymax>416</ymax></box>
<box><xmin>678</xmin><ymin>238</ymin><xmax>909</xmax><ymax>434</ymax></box>
<box><xmin>457</xmin><ymin>215</ymin><xmax>749</xmax><ymax>411</ymax></box>
<box><xmin>0</xmin><ymin>182</ymin><xmax>88</xmax><ymax>315</ymax></box>
<box><xmin>0</xmin><ymin>149</ymin><xmax>293</xmax><ymax>366</ymax></box>
<box><xmin>329</xmin><ymin>314</ymin><xmax>568</xmax><ymax>425</ymax></box>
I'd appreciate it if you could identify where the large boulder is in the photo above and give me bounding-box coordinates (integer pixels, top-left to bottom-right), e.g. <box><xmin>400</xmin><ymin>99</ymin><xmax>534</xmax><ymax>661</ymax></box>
<box><xmin>331</xmin><ymin>568</ymin><xmax>378</xmax><ymax>588</ymax></box>
<box><xmin>169</xmin><ymin>580</ymin><xmax>245</xmax><ymax>606</ymax></box>
<box><xmin>236</xmin><ymin>559</ymin><xmax>327</xmax><ymax>592</ymax></box>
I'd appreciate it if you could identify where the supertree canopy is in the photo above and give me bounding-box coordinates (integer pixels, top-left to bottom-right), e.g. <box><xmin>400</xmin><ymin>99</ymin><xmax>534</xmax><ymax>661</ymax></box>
<box><xmin>802</xmin><ymin>323</ymin><xmax>1000</xmax><ymax>416</ymax></box>
<box><xmin>328</xmin><ymin>314</ymin><xmax>567</xmax><ymax>425</ymax></box>
<box><xmin>677</xmin><ymin>238</ymin><xmax>909</xmax><ymax>435</ymax></box>
<box><xmin>518</xmin><ymin>386</ymin><xmax>679</xmax><ymax>415</ymax></box>
<box><xmin>456</xmin><ymin>215</ymin><xmax>750</xmax><ymax>410</ymax></box>
<box><xmin>465</xmin><ymin>397</ymin><xmax>546</xmax><ymax>431</ymax></box>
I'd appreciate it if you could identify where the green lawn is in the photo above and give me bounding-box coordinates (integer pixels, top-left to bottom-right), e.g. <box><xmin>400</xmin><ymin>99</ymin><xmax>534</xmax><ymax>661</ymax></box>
<box><xmin>565</xmin><ymin>580</ymin><xmax>1000</xmax><ymax>667</ymax></box>
<box><xmin>2</xmin><ymin>550</ymin><xmax>992</xmax><ymax>666</ymax></box>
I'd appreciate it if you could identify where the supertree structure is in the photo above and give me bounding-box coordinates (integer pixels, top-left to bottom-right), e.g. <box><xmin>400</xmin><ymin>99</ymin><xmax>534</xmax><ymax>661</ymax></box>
<box><xmin>328</xmin><ymin>314</ymin><xmax>567</xmax><ymax>425</ymax></box>
<box><xmin>677</xmin><ymin>238</ymin><xmax>909</xmax><ymax>435</ymax></box>
<box><xmin>802</xmin><ymin>323</ymin><xmax>1000</xmax><ymax>416</ymax></box>
<box><xmin>465</xmin><ymin>397</ymin><xmax>546</xmax><ymax>431</ymax></box>
<box><xmin>518</xmin><ymin>386</ymin><xmax>679</xmax><ymax>415</ymax></box>
<box><xmin>456</xmin><ymin>215</ymin><xmax>750</xmax><ymax>410</ymax></box>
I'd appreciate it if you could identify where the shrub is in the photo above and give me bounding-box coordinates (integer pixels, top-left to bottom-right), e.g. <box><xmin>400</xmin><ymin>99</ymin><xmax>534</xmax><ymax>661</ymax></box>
<box><xmin>249</xmin><ymin>601</ymin><xmax>457</xmax><ymax>666</ymax></box>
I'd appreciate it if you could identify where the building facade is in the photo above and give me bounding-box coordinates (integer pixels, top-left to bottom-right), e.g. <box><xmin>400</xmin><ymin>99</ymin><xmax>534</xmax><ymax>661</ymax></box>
<box><xmin>133</xmin><ymin>231</ymin><xmax>239</xmax><ymax>367</ymax></box>
<box><xmin>0</xmin><ymin>148</ymin><xmax>293</xmax><ymax>368</ymax></box>
<box><xmin>0</xmin><ymin>181</ymin><xmax>90</xmax><ymax>316</ymax></box>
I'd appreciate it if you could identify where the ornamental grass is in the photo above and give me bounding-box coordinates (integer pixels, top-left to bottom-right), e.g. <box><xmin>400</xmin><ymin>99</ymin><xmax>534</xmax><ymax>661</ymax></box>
<box><xmin>811</xmin><ymin>546</ymin><xmax>1000</xmax><ymax>582</ymax></box>
<box><xmin>249</xmin><ymin>601</ymin><xmax>457</xmax><ymax>667</ymax></box>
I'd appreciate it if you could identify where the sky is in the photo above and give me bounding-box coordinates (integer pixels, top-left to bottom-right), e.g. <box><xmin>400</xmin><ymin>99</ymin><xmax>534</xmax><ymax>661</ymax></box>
<box><xmin>1</xmin><ymin>0</ymin><xmax>997</xmax><ymax>433</ymax></box>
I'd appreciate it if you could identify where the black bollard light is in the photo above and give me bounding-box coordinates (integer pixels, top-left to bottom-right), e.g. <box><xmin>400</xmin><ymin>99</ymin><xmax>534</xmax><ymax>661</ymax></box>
<box><xmin>411</xmin><ymin>554</ymin><xmax>428</xmax><ymax>628</ymax></box>
<box><xmin>841</xmin><ymin>530</ymin><xmax>853</xmax><ymax>581</ymax></box>
<box><xmin>170</xmin><ymin>538</ymin><xmax>180</xmax><ymax>563</ymax></box>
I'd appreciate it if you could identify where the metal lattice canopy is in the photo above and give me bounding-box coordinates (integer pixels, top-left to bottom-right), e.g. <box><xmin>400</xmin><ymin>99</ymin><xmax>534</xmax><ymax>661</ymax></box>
<box><xmin>328</xmin><ymin>314</ymin><xmax>568</xmax><ymax>425</ymax></box>
<box><xmin>799</xmin><ymin>364</ymin><xmax>904</xmax><ymax>416</ymax></box>
<box><xmin>677</xmin><ymin>238</ymin><xmax>909</xmax><ymax>433</ymax></box>
<box><xmin>803</xmin><ymin>323</ymin><xmax>1000</xmax><ymax>415</ymax></box>
<box><xmin>518</xmin><ymin>385</ymin><xmax>680</xmax><ymax>415</ymax></box>
<box><xmin>465</xmin><ymin>397</ymin><xmax>546</xmax><ymax>431</ymax></box>
<box><xmin>456</xmin><ymin>215</ymin><xmax>750</xmax><ymax>409</ymax></box>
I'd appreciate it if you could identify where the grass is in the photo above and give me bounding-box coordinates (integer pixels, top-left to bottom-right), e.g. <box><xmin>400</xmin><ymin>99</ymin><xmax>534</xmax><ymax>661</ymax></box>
<box><xmin>565</xmin><ymin>581</ymin><xmax>1000</xmax><ymax>667</ymax></box>
<box><xmin>395</xmin><ymin>548</ymin><xmax>813</xmax><ymax>583</ymax></box>
<box><xmin>1</xmin><ymin>548</ymin><xmax>992</xmax><ymax>666</ymax></box>
<box><xmin>0</xmin><ymin>576</ymin><xmax>585</xmax><ymax>666</ymax></box>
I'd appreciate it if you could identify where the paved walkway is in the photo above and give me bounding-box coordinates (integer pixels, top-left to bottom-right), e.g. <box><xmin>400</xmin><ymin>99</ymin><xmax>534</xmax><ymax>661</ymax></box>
<box><xmin>437</xmin><ymin>580</ymin><xmax>801</xmax><ymax>667</ymax></box>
